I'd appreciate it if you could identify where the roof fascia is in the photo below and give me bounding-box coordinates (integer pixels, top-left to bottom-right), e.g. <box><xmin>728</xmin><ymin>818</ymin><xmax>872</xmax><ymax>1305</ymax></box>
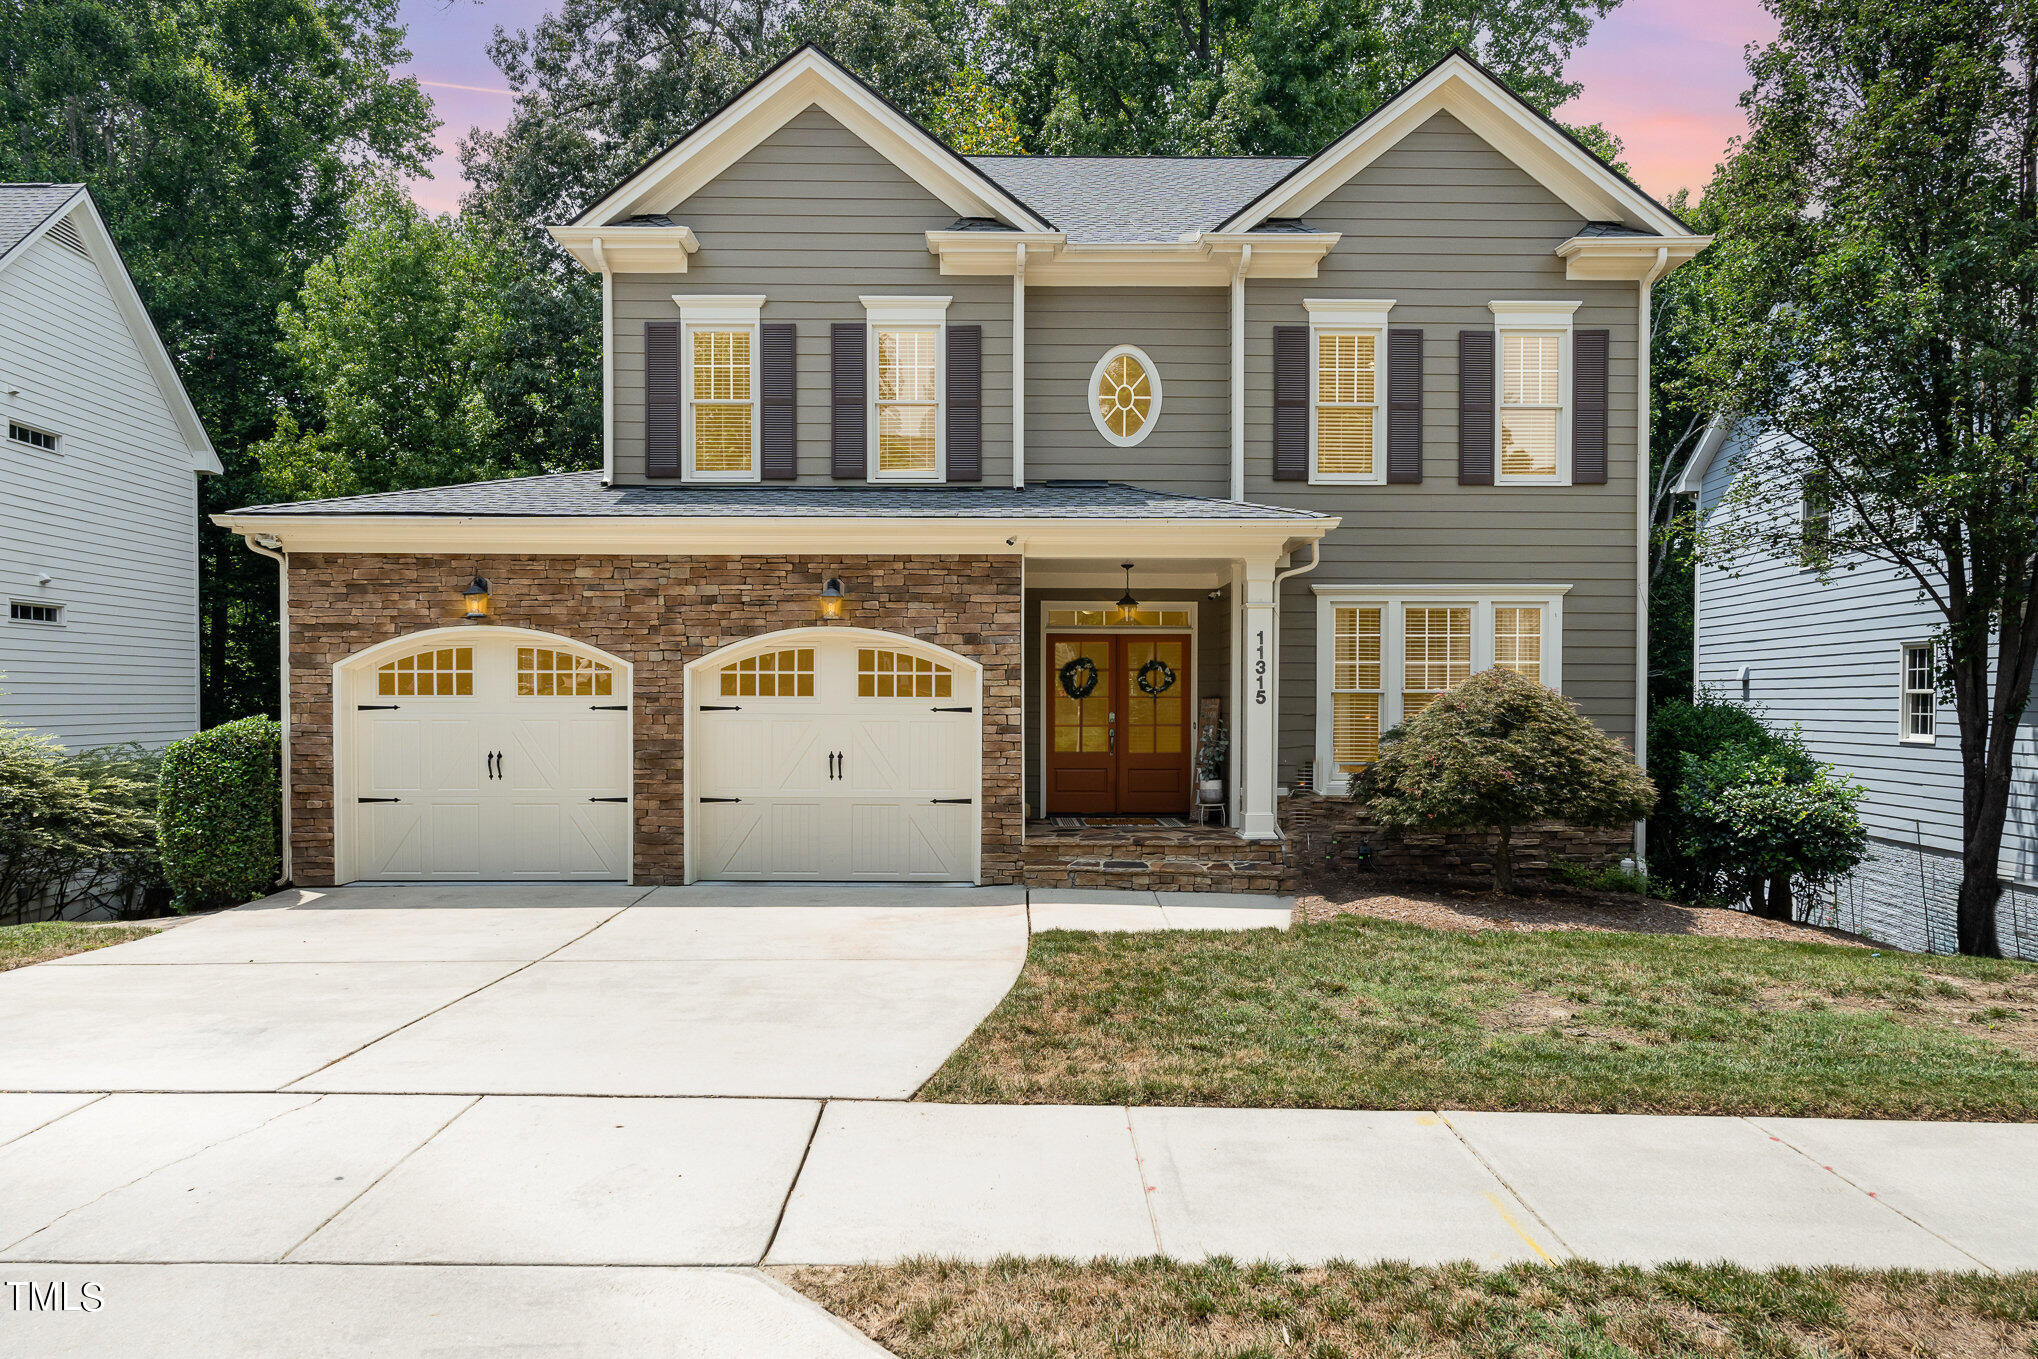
<box><xmin>8</xmin><ymin>190</ymin><xmax>219</xmax><ymax>471</ymax></box>
<box><xmin>1557</xmin><ymin>233</ymin><xmax>1713</xmax><ymax>280</ymax></box>
<box><xmin>547</xmin><ymin>224</ymin><xmax>699</xmax><ymax>274</ymax></box>
<box><xmin>210</xmin><ymin>511</ymin><xmax>1338</xmax><ymax>559</ymax></box>
<box><xmin>1674</xmin><ymin>414</ymin><xmax>1737</xmax><ymax>495</ymax></box>
<box><xmin>1216</xmin><ymin>54</ymin><xmax>1688</xmax><ymax>238</ymax></box>
<box><xmin>925</xmin><ymin>230</ymin><xmax>1338</xmax><ymax>284</ymax></box>
<box><xmin>570</xmin><ymin>48</ymin><xmax>1054</xmax><ymax>233</ymax></box>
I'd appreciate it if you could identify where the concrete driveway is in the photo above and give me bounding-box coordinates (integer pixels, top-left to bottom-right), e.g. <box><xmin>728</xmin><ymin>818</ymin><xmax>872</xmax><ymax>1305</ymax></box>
<box><xmin>1</xmin><ymin>883</ymin><xmax>1029</xmax><ymax>1098</ymax></box>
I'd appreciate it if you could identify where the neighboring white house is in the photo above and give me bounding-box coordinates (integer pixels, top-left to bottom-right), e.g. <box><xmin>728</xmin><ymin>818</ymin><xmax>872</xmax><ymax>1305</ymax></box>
<box><xmin>0</xmin><ymin>184</ymin><xmax>220</xmax><ymax>751</ymax></box>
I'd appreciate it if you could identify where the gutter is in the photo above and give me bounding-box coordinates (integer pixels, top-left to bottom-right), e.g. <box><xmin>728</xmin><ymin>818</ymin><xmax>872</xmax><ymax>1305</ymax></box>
<box><xmin>1636</xmin><ymin>244</ymin><xmax>1670</xmax><ymax>862</ymax></box>
<box><xmin>591</xmin><ymin>235</ymin><xmax>614</xmax><ymax>487</ymax></box>
<box><xmin>240</xmin><ymin>533</ymin><xmax>292</xmax><ymax>887</ymax></box>
<box><xmin>1267</xmin><ymin>539</ymin><xmax>1322</xmax><ymax>806</ymax></box>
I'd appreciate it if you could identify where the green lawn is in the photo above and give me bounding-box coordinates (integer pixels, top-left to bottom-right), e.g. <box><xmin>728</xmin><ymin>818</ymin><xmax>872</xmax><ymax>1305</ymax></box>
<box><xmin>918</xmin><ymin>914</ymin><xmax>2038</xmax><ymax>1119</ymax></box>
<box><xmin>787</xmin><ymin>1258</ymin><xmax>2038</xmax><ymax>1359</ymax></box>
<box><xmin>0</xmin><ymin>921</ymin><xmax>160</xmax><ymax>972</ymax></box>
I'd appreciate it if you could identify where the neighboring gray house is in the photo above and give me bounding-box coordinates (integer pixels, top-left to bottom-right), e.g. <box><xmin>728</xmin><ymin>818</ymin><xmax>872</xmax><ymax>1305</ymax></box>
<box><xmin>211</xmin><ymin>47</ymin><xmax>1707</xmax><ymax>891</ymax></box>
<box><xmin>1682</xmin><ymin>418</ymin><xmax>2038</xmax><ymax>956</ymax></box>
<box><xmin>0</xmin><ymin>184</ymin><xmax>221</xmax><ymax>751</ymax></box>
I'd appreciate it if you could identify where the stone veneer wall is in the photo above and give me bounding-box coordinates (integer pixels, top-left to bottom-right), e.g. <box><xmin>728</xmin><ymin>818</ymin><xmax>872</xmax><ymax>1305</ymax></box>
<box><xmin>286</xmin><ymin>553</ymin><xmax>1022</xmax><ymax>886</ymax></box>
<box><xmin>1279</xmin><ymin>791</ymin><xmax>1631</xmax><ymax>884</ymax></box>
<box><xmin>1021</xmin><ymin>830</ymin><xmax>1286</xmax><ymax>892</ymax></box>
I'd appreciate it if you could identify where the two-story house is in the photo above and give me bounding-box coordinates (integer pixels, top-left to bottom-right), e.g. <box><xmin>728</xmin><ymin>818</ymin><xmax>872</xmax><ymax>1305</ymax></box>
<box><xmin>2</xmin><ymin>184</ymin><xmax>220</xmax><ymax>752</ymax></box>
<box><xmin>211</xmin><ymin>47</ymin><xmax>1707</xmax><ymax>890</ymax></box>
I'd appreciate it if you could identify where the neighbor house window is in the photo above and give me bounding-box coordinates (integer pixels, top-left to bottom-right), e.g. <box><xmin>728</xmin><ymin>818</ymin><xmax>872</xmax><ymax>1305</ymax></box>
<box><xmin>863</xmin><ymin>295</ymin><xmax>949</xmax><ymax>481</ymax></box>
<box><xmin>1901</xmin><ymin>642</ymin><xmax>1936</xmax><ymax>743</ymax></box>
<box><xmin>9</xmin><ymin>601</ymin><xmax>62</xmax><ymax>624</ymax></box>
<box><xmin>1490</xmin><ymin>301</ymin><xmax>1579</xmax><ymax>485</ymax></box>
<box><xmin>1313</xmin><ymin>588</ymin><xmax>1568</xmax><ymax>789</ymax></box>
<box><xmin>1800</xmin><ymin>478</ymin><xmax>1834</xmax><ymax>564</ymax></box>
<box><xmin>1305</xmin><ymin>299</ymin><xmax>1392</xmax><ymax>483</ymax></box>
<box><xmin>675</xmin><ymin>295</ymin><xmax>764</xmax><ymax>481</ymax></box>
<box><xmin>8</xmin><ymin>422</ymin><xmax>57</xmax><ymax>452</ymax></box>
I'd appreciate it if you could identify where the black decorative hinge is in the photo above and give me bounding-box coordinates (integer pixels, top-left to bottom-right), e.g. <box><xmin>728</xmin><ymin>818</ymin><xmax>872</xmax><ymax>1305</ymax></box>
<box><xmin>930</xmin><ymin>797</ymin><xmax>974</xmax><ymax>805</ymax></box>
<box><xmin>357</xmin><ymin>797</ymin><xmax>401</xmax><ymax>803</ymax></box>
<box><xmin>589</xmin><ymin>796</ymin><xmax>628</xmax><ymax>803</ymax></box>
<box><xmin>931</xmin><ymin>706</ymin><xmax>975</xmax><ymax>713</ymax></box>
<box><xmin>356</xmin><ymin>704</ymin><xmax>400</xmax><ymax>711</ymax></box>
<box><xmin>698</xmin><ymin>796</ymin><xmax>742</xmax><ymax>804</ymax></box>
<box><xmin>590</xmin><ymin>704</ymin><xmax>628</xmax><ymax>711</ymax></box>
<box><xmin>698</xmin><ymin>705</ymin><xmax>742</xmax><ymax>712</ymax></box>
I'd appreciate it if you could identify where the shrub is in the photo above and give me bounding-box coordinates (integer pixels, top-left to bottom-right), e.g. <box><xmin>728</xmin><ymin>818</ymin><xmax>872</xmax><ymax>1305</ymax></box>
<box><xmin>1647</xmin><ymin>694</ymin><xmax>1811</xmax><ymax>901</ymax></box>
<box><xmin>1352</xmin><ymin>668</ymin><xmax>1656</xmax><ymax>893</ymax></box>
<box><xmin>158</xmin><ymin>716</ymin><xmax>281</xmax><ymax>912</ymax></box>
<box><xmin>1678</xmin><ymin>744</ymin><xmax>1867</xmax><ymax>919</ymax></box>
<box><xmin>1551</xmin><ymin>860</ymin><xmax>1652</xmax><ymax>896</ymax></box>
<box><xmin>0</xmin><ymin>724</ymin><xmax>159</xmax><ymax>922</ymax></box>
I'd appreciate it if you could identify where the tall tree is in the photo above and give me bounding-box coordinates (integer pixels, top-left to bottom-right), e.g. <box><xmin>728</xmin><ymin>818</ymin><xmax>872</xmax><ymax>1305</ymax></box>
<box><xmin>1691</xmin><ymin>0</ymin><xmax>2038</xmax><ymax>956</ymax></box>
<box><xmin>0</xmin><ymin>0</ymin><xmax>439</xmax><ymax>723</ymax></box>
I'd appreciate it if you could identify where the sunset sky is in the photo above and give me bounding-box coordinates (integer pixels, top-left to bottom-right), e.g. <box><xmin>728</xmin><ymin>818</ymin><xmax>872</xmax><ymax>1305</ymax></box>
<box><xmin>392</xmin><ymin>0</ymin><xmax>1778</xmax><ymax>215</ymax></box>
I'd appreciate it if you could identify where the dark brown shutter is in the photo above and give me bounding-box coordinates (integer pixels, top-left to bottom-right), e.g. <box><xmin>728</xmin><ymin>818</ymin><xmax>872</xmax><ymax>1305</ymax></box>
<box><xmin>946</xmin><ymin>324</ymin><xmax>982</xmax><ymax>482</ymax></box>
<box><xmin>1273</xmin><ymin>324</ymin><xmax>1309</xmax><ymax>481</ymax></box>
<box><xmin>1457</xmin><ymin>329</ymin><xmax>1495</xmax><ymax>486</ymax></box>
<box><xmin>1572</xmin><ymin>328</ymin><xmax>1609</xmax><ymax>485</ymax></box>
<box><xmin>644</xmin><ymin>321</ymin><xmax>681</xmax><ymax>478</ymax></box>
<box><xmin>1386</xmin><ymin>328</ymin><xmax>1423</xmax><ymax>484</ymax></box>
<box><xmin>830</xmin><ymin>322</ymin><xmax>866</xmax><ymax>480</ymax></box>
<box><xmin>759</xmin><ymin>323</ymin><xmax>797</xmax><ymax>481</ymax></box>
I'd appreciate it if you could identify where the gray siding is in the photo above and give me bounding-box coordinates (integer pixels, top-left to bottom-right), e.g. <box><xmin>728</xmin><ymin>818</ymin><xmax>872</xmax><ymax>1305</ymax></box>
<box><xmin>1692</xmin><ymin>424</ymin><xmax>2038</xmax><ymax>886</ymax></box>
<box><xmin>1024</xmin><ymin>288</ymin><xmax>1229</xmax><ymax>496</ymax></box>
<box><xmin>611</xmin><ymin>107</ymin><xmax>1012</xmax><ymax>484</ymax></box>
<box><xmin>1245</xmin><ymin>112</ymin><xmax>1642</xmax><ymax>780</ymax></box>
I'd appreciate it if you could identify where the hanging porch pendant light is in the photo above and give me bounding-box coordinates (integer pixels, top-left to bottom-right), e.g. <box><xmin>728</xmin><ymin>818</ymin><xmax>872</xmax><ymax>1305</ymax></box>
<box><xmin>1115</xmin><ymin>562</ymin><xmax>1140</xmax><ymax>624</ymax></box>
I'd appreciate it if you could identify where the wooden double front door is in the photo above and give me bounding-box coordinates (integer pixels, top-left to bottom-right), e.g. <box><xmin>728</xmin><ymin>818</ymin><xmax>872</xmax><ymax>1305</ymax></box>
<box><xmin>1045</xmin><ymin>633</ymin><xmax>1193</xmax><ymax>816</ymax></box>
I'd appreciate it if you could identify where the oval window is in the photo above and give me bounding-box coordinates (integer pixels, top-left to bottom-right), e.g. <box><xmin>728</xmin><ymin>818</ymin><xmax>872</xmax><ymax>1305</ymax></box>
<box><xmin>1090</xmin><ymin>345</ymin><xmax>1161</xmax><ymax>447</ymax></box>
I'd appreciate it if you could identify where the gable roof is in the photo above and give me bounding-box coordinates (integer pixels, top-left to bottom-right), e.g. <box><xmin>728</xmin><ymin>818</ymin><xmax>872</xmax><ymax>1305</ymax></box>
<box><xmin>1674</xmin><ymin>415</ymin><xmax>1740</xmax><ymax>495</ymax></box>
<box><xmin>0</xmin><ymin>185</ymin><xmax>219</xmax><ymax>473</ymax></box>
<box><xmin>572</xmin><ymin>46</ymin><xmax>1055</xmax><ymax>232</ymax></box>
<box><xmin>964</xmin><ymin>156</ymin><xmax>1304</xmax><ymax>243</ymax></box>
<box><xmin>1215</xmin><ymin>49</ymin><xmax>1690</xmax><ymax>238</ymax></box>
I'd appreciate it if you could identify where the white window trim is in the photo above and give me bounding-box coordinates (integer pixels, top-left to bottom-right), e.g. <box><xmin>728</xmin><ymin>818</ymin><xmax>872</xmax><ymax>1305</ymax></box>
<box><xmin>8</xmin><ymin>599</ymin><xmax>65</xmax><ymax>626</ymax></box>
<box><xmin>674</xmin><ymin>294</ymin><xmax>765</xmax><ymax>483</ymax></box>
<box><xmin>6</xmin><ymin>420</ymin><xmax>60</xmax><ymax>454</ymax></box>
<box><xmin>1088</xmin><ymin>344</ymin><xmax>1162</xmax><ymax>448</ymax></box>
<box><xmin>1899</xmin><ymin>640</ymin><xmax>1937</xmax><ymax>745</ymax></box>
<box><xmin>1304</xmin><ymin>299</ymin><xmax>1395</xmax><ymax>486</ymax></box>
<box><xmin>1309</xmin><ymin>583</ymin><xmax>1570</xmax><ymax>793</ymax></box>
<box><xmin>861</xmin><ymin>295</ymin><xmax>951</xmax><ymax>483</ymax></box>
<box><xmin>1489</xmin><ymin>300</ymin><xmax>1580</xmax><ymax>487</ymax></box>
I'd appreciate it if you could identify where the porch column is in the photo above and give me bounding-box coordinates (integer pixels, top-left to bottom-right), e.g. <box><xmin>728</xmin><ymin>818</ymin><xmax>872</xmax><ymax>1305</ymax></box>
<box><xmin>1236</xmin><ymin>557</ymin><xmax>1280</xmax><ymax>839</ymax></box>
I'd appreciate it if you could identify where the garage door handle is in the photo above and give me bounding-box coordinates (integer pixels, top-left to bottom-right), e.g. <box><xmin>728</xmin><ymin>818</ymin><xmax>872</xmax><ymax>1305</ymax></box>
<box><xmin>356</xmin><ymin>704</ymin><xmax>400</xmax><ymax>711</ymax></box>
<box><xmin>589</xmin><ymin>796</ymin><xmax>628</xmax><ymax>803</ymax></box>
<box><xmin>931</xmin><ymin>706</ymin><xmax>974</xmax><ymax>712</ymax></box>
<box><xmin>590</xmin><ymin>704</ymin><xmax>628</xmax><ymax>711</ymax></box>
<box><xmin>357</xmin><ymin>797</ymin><xmax>401</xmax><ymax>803</ymax></box>
<box><xmin>931</xmin><ymin>798</ymin><xmax>974</xmax><ymax>805</ymax></box>
<box><xmin>699</xmin><ymin>796</ymin><xmax>742</xmax><ymax>804</ymax></box>
<box><xmin>699</xmin><ymin>705</ymin><xmax>741</xmax><ymax>711</ymax></box>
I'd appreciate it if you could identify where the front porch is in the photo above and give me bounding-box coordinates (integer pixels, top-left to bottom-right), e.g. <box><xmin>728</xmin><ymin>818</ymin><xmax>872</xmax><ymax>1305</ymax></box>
<box><xmin>1023</xmin><ymin>818</ymin><xmax>1287</xmax><ymax>892</ymax></box>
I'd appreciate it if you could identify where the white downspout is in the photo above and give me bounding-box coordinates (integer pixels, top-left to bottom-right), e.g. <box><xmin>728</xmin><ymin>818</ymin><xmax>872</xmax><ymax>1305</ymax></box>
<box><xmin>242</xmin><ymin>534</ymin><xmax>291</xmax><ymax>886</ymax></box>
<box><xmin>1636</xmin><ymin>244</ymin><xmax>1670</xmax><ymax>864</ymax></box>
<box><xmin>1270</xmin><ymin>539</ymin><xmax>1321</xmax><ymax>805</ymax></box>
<box><xmin>1229</xmin><ymin>244</ymin><xmax>1252</xmax><ymax>501</ymax></box>
<box><xmin>592</xmin><ymin>236</ymin><xmax>614</xmax><ymax>487</ymax></box>
<box><xmin>1012</xmin><ymin>243</ymin><xmax>1026</xmax><ymax>488</ymax></box>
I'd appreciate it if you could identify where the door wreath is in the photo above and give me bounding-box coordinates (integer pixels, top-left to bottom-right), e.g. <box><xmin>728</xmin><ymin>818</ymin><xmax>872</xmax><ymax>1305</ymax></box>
<box><xmin>1058</xmin><ymin>655</ymin><xmax>1100</xmax><ymax>700</ymax></box>
<box><xmin>1136</xmin><ymin>657</ymin><xmax>1178</xmax><ymax>697</ymax></box>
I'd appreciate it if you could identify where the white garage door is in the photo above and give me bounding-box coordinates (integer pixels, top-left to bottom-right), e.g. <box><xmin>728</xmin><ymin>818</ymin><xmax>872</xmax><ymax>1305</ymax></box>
<box><xmin>692</xmin><ymin>634</ymin><xmax>978</xmax><ymax>882</ymax></box>
<box><xmin>343</xmin><ymin>634</ymin><xmax>631</xmax><ymax>881</ymax></box>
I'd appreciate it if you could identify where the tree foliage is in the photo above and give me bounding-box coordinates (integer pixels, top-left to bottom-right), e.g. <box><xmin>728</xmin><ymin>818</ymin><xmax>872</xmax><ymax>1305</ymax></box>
<box><xmin>1354</xmin><ymin>668</ymin><xmax>1655</xmax><ymax>893</ymax></box>
<box><xmin>1687</xmin><ymin>0</ymin><xmax>2038</xmax><ymax>955</ymax></box>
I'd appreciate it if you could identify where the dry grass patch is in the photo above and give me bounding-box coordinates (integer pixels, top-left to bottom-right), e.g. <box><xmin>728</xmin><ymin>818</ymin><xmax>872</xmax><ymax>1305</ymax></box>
<box><xmin>785</xmin><ymin>1258</ymin><xmax>2038</xmax><ymax>1359</ymax></box>
<box><xmin>0</xmin><ymin>921</ymin><xmax>161</xmax><ymax>971</ymax></box>
<box><xmin>921</xmin><ymin>914</ymin><xmax>2038</xmax><ymax>1118</ymax></box>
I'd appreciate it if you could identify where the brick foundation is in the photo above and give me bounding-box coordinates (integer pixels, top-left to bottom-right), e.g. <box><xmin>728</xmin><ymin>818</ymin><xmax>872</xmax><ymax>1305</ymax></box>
<box><xmin>1021</xmin><ymin>825</ymin><xmax>1286</xmax><ymax>892</ymax></box>
<box><xmin>286</xmin><ymin>552</ymin><xmax>1022</xmax><ymax>886</ymax></box>
<box><xmin>1278</xmin><ymin>790</ymin><xmax>1632</xmax><ymax>884</ymax></box>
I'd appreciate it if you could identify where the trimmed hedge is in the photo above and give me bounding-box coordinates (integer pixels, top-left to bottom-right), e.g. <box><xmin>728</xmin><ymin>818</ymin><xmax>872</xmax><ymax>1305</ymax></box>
<box><xmin>158</xmin><ymin>716</ymin><xmax>281</xmax><ymax>912</ymax></box>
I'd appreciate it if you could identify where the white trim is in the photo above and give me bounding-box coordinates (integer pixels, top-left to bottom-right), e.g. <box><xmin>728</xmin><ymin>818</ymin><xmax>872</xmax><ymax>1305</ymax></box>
<box><xmin>1311</xmin><ymin>585</ymin><xmax>1569</xmax><ymax>793</ymax></box>
<box><xmin>1216</xmin><ymin>54</ymin><xmax>1690</xmax><ymax>238</ymax></box>
<box><xmin>1087</xmin><ymin>345</ymin><xmax>1163</xmax><ymax>448</ymax></box>
<box><xmin>1899</xmin><ymin>640</ymin><xmax>1938</xmax><ymax>746</ymax></box>
<box><xmin>681</xmin><ymin>625</ymin><xmax>984</xmax><ymax>885</ymax></box>
<box><xmin>1559</xmin><ymin>234</ymin><xmax>1712</xmax><ymax>280</ymax></box>
<box><xmin>593</xmin><ymin>237</ymin><xmax>613</xmax><ymax>484</ymax></box>
<box><xmin>1304</xmin><ymin>298</ymin><xmax>1396</xmax><ymax>327</ymax></box>
<box><xmin>864</xmin><ymin>300</ymin><xmax>948</xmax><ymax>483</ymax></box>
<box><xmin>1229</xmin><ymin>246</ymin><xmax>1250</xmax><ymax>500</ymax></box>
<box><xmin>569</xmin><ymin>48</ymin><xmax>1052</xmax><ymax>232</ymax></box>
<box><xmin>551</xmin><ymin>225</ymin><xmax>698</xmax><ymax>273</ymax></box>
<box><xmin>6</xmin><ymin>420</ymin><xmax>61</xmax><ymax>454</ymax></box>
<box><xmin>331</xmin><ymin>626</ymin><xmax>637</xmax><ymax>887</ymax></box>
<box><xmin>7</xmin><ymin>599</ymin><xmax>65</xmax><ymax>626</ymax></box>
<box><xmin>1491</xmin><ymin>303</ymin><xmax>1578</xmax><ymax>487</ymax></box>
<box><xmin>1675</xmin><ymin>414</ymin><xmax>1736</xmax><ymax>495</ymax></box>
<box><xmin>1012</xmin><ymin>245</ymin><xmax>1026</xmax><ymax>488</ymax></box>
<box><xmin>676</xmin><ymin>299</ymin><xmax>764</xmax><ymax>483</ymax></box>
<box><xmin>1308</xmin><ymin>315</ymin><xmax>1389</xmax><ymax>486</ymax></box>
<box><xmin>859</xmin><ymin>295</ymin><xmax>952</xmax><ymax>326</ymax></box>
<box><xmin>927</xmin><ymin>230</ymin><xmax>1339</xmax><ymax>286</ymax></box>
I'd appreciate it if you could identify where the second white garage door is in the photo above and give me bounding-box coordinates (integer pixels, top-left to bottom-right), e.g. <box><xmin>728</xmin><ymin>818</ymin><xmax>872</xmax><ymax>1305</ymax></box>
<box><xmin>691</xmin><ymin>632</ymin><xmax>979</xmax><ymax>882</ymax></box>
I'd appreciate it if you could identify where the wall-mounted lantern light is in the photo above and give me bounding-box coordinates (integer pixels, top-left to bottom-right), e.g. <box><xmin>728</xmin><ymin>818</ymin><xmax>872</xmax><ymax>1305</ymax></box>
<box><xmin>817</xmin><ymin>576</ymin><xmax>846</xmax><ymax>620</ymax></box>
<box><xmin>463</xmin><ymin>576</ymin><xmax>492</xmax><ymax>621</ymax></box>
<box><xmin>1115</xmin><ymin>562</ymin><xmax>1140</xmax><ymax>624</ymax></box>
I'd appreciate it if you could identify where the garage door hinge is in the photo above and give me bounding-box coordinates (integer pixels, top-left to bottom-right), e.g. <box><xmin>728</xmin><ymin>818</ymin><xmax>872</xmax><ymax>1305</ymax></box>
<box><xmin>698</xmin><ymin>796</ymin><xmax>742</xmax><ymax>803</ymax></box>
<box><xmin>589</xmin><ymin>796</ymin><xmax>628</xmax><ymax>803</ymax></box>
<box><xmin>356</xmin><ymin>704</ymin><xmax>400</xmax><ymax>711</ymax></box>
<box><xmin>931</xmin><ymin>706</ymin><xmax>974</xmax><ymax>712</ymax></box>
<box><xmin>931</xmin><ymin>797</ymin><xmax>974</xmax><ymax>805</ymax></box>
<box><xmin>357</xmin><ymin>797</ymin><xmax>401</xmax><ymax>803</ymax></box>
<box><xmin>590</xmin><ymin>704</ymin><xmax>629</xmax><ymax>711</ymax></box>
<box><xmin>698</xmin><ymin>705</ymin><xmax>742</xmax><ymax>711</ymax></box>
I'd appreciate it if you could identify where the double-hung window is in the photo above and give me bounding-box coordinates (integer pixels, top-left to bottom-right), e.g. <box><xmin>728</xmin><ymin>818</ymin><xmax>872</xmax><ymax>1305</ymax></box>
<box><xmin>1900</xmin><ymin>642</ymin><xmax>1936</xmax><ymax>743</ymax></box>
<box><xmin>1489</xmin><ymin>302</ymin><xmax>1578</xmax><ymax>485</ymax></box>
<box><xmin>1304</xmin><ymin>299</ymin><xmax>1392</xmax><ymax>484</ymax></box>
<box><xmin>862</xmin><ymin>295</ymin><xmax>949</xmax><ymax>481</ymax></box>
<box><xmin>1314</xmin><ymin>587</ymin><xmax>1569</xmax><ymax>789</ymax></box>
<box><xmin>676</xmin><ymin>295</ymin><xmax>764</xmax><ymax>481</ymax></box>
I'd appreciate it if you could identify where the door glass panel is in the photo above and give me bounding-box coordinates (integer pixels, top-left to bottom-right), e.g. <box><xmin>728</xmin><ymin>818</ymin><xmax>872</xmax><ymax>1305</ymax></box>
<box><xmin>719</xmin><ymin>648</ymin><xmax>815</xmax><ymax>697</ymax></box>
<box><xmin>1050</xmin><ymin>639</ymin><xmax>1113</xmax><ymax>753</ymax></box>
<box><xmin>377</xmin><ymin>646</ymin><xmax>473</xmax><ymax>697</ymax></box>
<box><xmin>1122</xmin><ymin>638</ymin><xmax>1185</xmax><ymax>761</ymax></box>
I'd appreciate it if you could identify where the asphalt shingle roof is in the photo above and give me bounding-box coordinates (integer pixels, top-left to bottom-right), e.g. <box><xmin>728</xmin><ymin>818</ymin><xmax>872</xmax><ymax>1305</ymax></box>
<box><xmin>228</xmin><ymin>472</ymin><xmax>1327</xmax><ymax>521</ymax></box>
<box><xmin>965</xmin><ymin>157</ymin><xmax>1305</xmax><ymax>243</ymax></box>
<box><xmin>0</xmin><ymin>184</ymin><xmax>82</xmax><ymax>259</ymax></box>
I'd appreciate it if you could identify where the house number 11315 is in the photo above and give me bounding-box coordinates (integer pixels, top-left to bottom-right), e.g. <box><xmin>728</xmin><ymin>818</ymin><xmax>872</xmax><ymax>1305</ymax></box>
<box><xmin>1253</xmin><ymin>630</ymin><xmax>1268</xmax><ymax>704</ymax></box>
